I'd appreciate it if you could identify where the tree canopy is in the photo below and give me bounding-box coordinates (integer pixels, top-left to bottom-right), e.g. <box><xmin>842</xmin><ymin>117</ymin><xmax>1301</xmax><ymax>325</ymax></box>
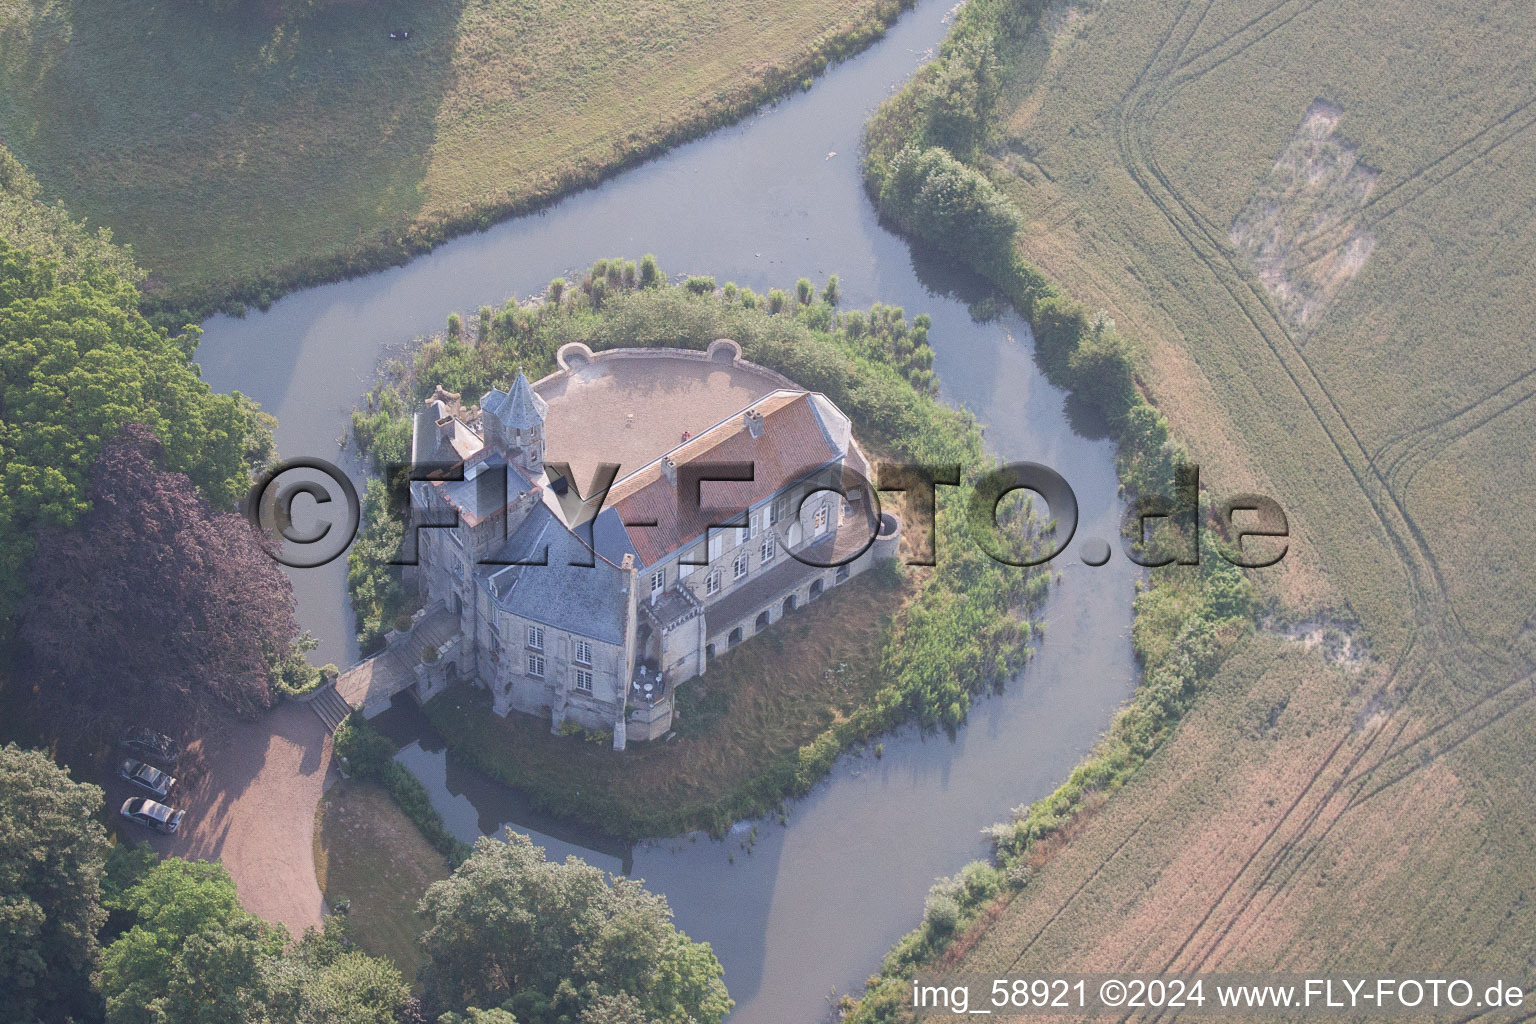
<box><xmin>19</xmin><ymin>425</ymin><xmax>297</xmax><ymax>738</ymax></box>
<box><xmin>0</xmin><ymin>192</ymin><xmax>270</xmax><ymax>626</ymax></box>
<box><xmin>0</xmin><ymin>744</ymin><xmax>110</xmax><ymax>1024</ymax></box>
<box><xmin>98</xmin><ymin>858</ymin><xmax>411</xmax><ymax>1024</ymax></box>
<box><xmin>878</xmin><ymin>146</ymin><xmax>1021</xmax><ymax>271</ymax></box>
<box><xmin>418</xmin><ymin>834</ymin><xmax>732</xmax><ymax>1024</ymax></box>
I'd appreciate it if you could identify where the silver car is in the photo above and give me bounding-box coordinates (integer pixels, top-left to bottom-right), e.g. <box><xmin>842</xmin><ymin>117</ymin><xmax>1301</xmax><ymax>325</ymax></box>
<box><xmin>120</xmin><ymin>797</ymin><xmax>185</xmax><ymax>834</ymax></box>
<box><xmin>119</xmin><ymin>758</ymin><xmax>176</xmax><ymax>798</ymax></box>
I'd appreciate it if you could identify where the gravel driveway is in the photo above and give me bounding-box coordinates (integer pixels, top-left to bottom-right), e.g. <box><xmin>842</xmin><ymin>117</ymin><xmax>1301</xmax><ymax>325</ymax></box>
<box><xmin>140</xmin><ymin>701</ymin><xmax>336</xmax><ymax>936</ymax></box>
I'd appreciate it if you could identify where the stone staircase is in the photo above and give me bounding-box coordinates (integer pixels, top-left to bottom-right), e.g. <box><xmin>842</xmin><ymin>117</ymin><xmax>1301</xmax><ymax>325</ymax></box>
<box><xmin>305</xmin><ymin>680</ymin><xmax>354</xmax><ymax>733</ymax></box>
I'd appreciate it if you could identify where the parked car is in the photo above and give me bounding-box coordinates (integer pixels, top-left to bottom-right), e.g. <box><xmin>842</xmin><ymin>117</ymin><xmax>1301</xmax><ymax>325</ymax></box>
<box><xmin>119</xmin><ymin>726</ymin><xmax>181</xmax><ymax>764</ymax></box>
<box><xmin>119</xmin><ymin>758</ymin><xmax>176</xmax><ymax>798</ymax></box>
<box><xmin>120</xmin><ymin>797</ymin><xmax>185</xmax><ymax>834</ymax></box>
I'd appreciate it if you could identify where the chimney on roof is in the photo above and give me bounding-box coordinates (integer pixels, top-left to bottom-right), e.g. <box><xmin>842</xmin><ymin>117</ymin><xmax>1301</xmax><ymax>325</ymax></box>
<box><xmin>436</xmin><ymin>415</ymin><xmax>455</xmax><ymax>445</ymax></box>
<box><xmin>621</xmin><ymin>553</ymin><xmax>634</xmax><ymax>570</ymax></box>
<box><xmin>430</xmin><ymin>384</ymin><xmax>463</xmax><ymax>418</ymax></box>
<box><xmin>744</xmin><ymin>409</ymin><xmax>765</xmax><ymax>439</ymax></box>
<box><xmin>661</xmin><ymin>456</ymin><xmax>677</xmax><ymax>487</ymax></box>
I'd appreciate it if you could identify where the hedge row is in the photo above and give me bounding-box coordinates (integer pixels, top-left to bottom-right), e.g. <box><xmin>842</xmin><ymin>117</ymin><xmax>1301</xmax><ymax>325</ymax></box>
<box><xmin>334</xmin><ymin>716</ymin><xmax>472</xmax><ymax>866</ymax></box>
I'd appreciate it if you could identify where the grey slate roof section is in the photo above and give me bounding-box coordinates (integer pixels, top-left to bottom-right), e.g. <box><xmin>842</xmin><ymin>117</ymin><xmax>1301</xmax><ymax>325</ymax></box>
<box><xmin>437</xmin><ymin>458</ymin><xmax>533</xmax><ymax>521</ymax></box>
<box><xmin>590</xmin><ymin>506</ymin><xmax>639</xmax><ymax>567</ymax></box>
<box><xmin>480</xmin><ymin>504</ymin><xmax>628</xmax><ymax>645</ymax></box>
<box><xmin>482</xmin><ymin>370</ymin><xmax>548</xmax><ymax>431</ymax></box>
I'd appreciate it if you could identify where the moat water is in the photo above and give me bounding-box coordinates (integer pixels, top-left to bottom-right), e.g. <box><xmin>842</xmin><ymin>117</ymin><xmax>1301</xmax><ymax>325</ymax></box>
<box><xmin>194</xmin><ymin>0</ymin><xmax>1138</xmax><ymax>1017</ymax></box>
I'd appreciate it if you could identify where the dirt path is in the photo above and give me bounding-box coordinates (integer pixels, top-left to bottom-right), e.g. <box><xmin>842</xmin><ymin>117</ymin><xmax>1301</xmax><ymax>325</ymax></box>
<box><xmin>148</xmin><ymin>702</ymin><xmax>334</xmax><ymax>935</ymax></box>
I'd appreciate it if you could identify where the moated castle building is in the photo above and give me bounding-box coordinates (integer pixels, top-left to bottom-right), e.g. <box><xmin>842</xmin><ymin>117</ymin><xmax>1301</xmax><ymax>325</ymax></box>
<box><xmin>382</xmin><ymin>340</ymin><xmax>900</xmax><ymax>749</ymax></box>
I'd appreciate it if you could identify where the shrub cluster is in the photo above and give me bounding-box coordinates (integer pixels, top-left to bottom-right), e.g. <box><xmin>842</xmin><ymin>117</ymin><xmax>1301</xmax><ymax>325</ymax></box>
<box><xmin>838</xmin><ymin>0</ymin><xmax>1271</xmax><ymax>1013</ymax></box>
<box><xmin>877</xmin><ymin>145</ymin><xmax>1021</xmax><ymax>270</ymax></box>
<box><xmin>347</xmin><ymin>479</ymin><xmax>411</xmax><ymax>653</ymax></box>
<box><xmin>334</xmin><ymin>716</ymin><xmax>471</xmax><ymax>866</ymax></box>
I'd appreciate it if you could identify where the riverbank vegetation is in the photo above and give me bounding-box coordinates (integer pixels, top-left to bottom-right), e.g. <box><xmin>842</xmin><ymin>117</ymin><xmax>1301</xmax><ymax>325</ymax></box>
<box><xmin>842</xmin><ymin>0</ymin><xmax>1536</xmax><ymax>1014</ymax></box>
<box><xmin>0</xmin><ymin>0</ymin><xmax>913</xmax><ymax>317</ymax></box>
<box><xmin>347</xmin><ymin>259</ymin><xmax>1055</xmax><ymax>837</ymax></box>
<box><xmin>334</xmin><ymin>716</ymin><xmax>472</xmax><ymax>867</ymax></box>
<box><xmin>419</xmin><ymin>833</ymin><xmax>730</xmax><ymax>1024</ymax></box>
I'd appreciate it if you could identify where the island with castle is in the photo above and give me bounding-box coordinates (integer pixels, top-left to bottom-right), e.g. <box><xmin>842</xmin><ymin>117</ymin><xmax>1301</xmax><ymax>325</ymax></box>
<box><xmin>335</xmin><ymin>339</ymin><xmax>901</xmax><ymax>749</ymax></box>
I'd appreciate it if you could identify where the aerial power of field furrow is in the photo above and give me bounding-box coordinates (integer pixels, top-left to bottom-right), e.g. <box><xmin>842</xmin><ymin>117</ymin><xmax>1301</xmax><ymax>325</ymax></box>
<box><xmin>3</xmin><ymin>0</ymin><xmax>1535</xmax><ymax>1021</ymax></box>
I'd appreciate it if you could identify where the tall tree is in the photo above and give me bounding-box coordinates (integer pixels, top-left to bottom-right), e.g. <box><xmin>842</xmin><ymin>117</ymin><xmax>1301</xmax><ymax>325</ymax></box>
<box><xmin>19</xmin><ymin>425</ymin><xmax>297</xmax><ymax>738</ymax></box>
<box><xmin>418</xmin><ymin>835</ymin><xmax>731</xmax><ymax>1024</ymax></box>
<box><xmin>0</xmin><ymin>215</ymin><xmax>270</xmax><ymax>628</ymax></box>
<box><xmin>0</xmin><ymin>744</ymin><xmax>110</xmax><ymax>1024</ymax></box>
<box><xmin>97</xmin><ymin>859</ymin><xmax>286</xmax><ymax>1024</ymax></box>
<box><xmin>260</xmin><ymin>919</ymin><xmax>412</xmax><ymax>1024</ymax></box>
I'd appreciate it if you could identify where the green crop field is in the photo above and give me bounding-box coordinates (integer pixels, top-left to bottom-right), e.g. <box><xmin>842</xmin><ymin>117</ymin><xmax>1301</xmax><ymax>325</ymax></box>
<box><xmin>856</xmin><ymin>0</ymin><xmax>1536</xmax><ymax>1004</ymax></box>
<box><xmin>0</xmin><ymin>0</ymin><xmax>902</xmax><ymax>311</ymax></box>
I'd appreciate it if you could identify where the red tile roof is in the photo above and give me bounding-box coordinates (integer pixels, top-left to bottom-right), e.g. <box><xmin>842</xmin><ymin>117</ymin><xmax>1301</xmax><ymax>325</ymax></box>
<box><xmin>610</xmin><ymin>393</ymin><xmax>841</xmax><ymax>566</ymax></box>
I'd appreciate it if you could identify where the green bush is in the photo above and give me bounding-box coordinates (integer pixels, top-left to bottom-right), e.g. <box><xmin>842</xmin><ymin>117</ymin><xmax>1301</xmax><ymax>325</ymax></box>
<box><xmin>879</xmin><ymin>146</ymin><xmax>1021</xmax><ymax>267</ymax></box>
<box><xmin>335</xmin><ymin>717</ymin><xmax>470</xmax><ymax>866</ymax></box>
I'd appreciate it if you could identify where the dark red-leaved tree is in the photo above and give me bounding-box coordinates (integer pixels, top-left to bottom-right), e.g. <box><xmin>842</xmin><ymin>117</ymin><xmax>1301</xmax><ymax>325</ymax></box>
<box><xmin>20</xmin><ymin>424</ymin><xmax>297</xmax><ymax>739</ymax></box>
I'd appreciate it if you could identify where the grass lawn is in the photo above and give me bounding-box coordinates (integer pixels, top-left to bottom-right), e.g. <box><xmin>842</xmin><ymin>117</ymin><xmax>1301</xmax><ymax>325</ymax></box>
<box><xmin>425</xmin><ymin>565</ymin><xmax>910</xmax><ymax>839</ymax></box>
<box><xmin>0</xmin><ymin>0</ymin><xmax>906</xmax><ymax>311</ymax></box>
<box><xmin>313</xmin><ymin>778</ymin><xmax>451</xmax><ymax>984</ymax></box>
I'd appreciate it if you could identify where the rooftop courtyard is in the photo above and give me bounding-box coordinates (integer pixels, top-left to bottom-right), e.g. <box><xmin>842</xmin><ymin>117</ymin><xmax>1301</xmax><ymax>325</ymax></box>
<box><xmin>532</xmin><ymin>341</ymin><xmax>796</xmax><ymax>488</ymax></box>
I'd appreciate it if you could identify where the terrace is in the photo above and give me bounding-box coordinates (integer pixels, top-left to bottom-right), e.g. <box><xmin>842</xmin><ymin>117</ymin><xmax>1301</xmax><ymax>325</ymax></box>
<box><xmin>535</xmin><ymin>341</ymin><xmax>795</xmax><ymax>490</ymax></box>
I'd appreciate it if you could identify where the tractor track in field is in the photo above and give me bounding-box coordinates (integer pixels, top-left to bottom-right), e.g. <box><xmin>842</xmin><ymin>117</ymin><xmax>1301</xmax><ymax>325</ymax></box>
<box><xmin>1081</xmin><ymin>3</ymin><xmax>1536</xmax><ymax>1006</ymax></box>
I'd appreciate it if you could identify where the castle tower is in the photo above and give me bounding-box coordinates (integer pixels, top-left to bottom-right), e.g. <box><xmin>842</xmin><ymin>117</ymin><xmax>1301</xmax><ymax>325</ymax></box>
<box><xmin>480</xmin><ymin>369</ymin><xmax>547</xmax><ymax>475</ymax></box>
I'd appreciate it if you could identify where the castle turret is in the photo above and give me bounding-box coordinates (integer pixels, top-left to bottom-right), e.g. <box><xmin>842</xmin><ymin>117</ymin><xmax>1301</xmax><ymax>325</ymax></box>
<box><xmin>480</xmin><ymin>369</ymin><xmax>547</xmax><ymax>476</ymax></box>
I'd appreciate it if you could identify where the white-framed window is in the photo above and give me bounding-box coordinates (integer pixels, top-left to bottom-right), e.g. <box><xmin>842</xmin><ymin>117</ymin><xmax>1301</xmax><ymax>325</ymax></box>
<box><xmin>526</xmin><ymin>653</ymin><xmax>545</xmax><ymax>677</ymax></box>
<box><xmin>708</xmin><ymin>532</ymin><xmax>723</xmax><ymax>561</ymax></box>
<box><xmin>771</xmin><ymin>496</ymin><xmax>786</xmax><ymax>524</ymax></box>
<box><xmin>574</xmin><ymin>639</ymin><xmax>593</xmax><ymax>665</ymax></box>
<box><xmin>650</xmin><ymin>568</ymin><xmax>665</xmax><ymax>595</ymax></box>
<box><xmin>527</xmin><ymin>625</ymin><xmax>544</xmax><ymax>651</ymax></box>
<box><xmin>750</xmin><ymin>511</ymin><xmax>760</xmax><ymax>538</ymax></box>
<box><xmin>733</xmin><ymin>552</ymin><xmax>748</xmax><ymax>580</ymax></box>
<box><xmin>761</xmin><ymin>537</ymin><xmax>776</xmax><ymax>563</ymax></box>
<box><xmin>706</xmin><ymin>569</ymin><xmax>722</xmax><ymax>596</ymax></box>
<box><xmin>574</xmin><ymin>668</ymin><xmax>594</xmax><ymax>693</ymax></box>
<box><xmin>814</xmin><ymin>504</ymin><xmax>829</xmax><ymax>535</ymax></box>
<box><xmin>680</xmin><ymin>546</ymin><xmax>698</xmax><ymax>578</ymax></box>
<box><xmin>736</xmin><ymin>523</ymin><xmax>749</xmax><ymax>546</ymax></box>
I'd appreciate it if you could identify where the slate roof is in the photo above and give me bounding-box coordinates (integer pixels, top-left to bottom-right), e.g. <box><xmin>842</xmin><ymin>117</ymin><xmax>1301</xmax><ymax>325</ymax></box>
<box><xmin>480</xmin><ymin>503</ymin><xmax>629</xmax><ymax>645</ymax></box>
<box><xmin>411</xmin><ymin>405</ymin><xmax>484</xmax><ymax>466</ymax></box>
<box><xmin>482</xmin><ymin>370</ymin><xmax>548</xmax><ymax>431</ymax></box>
<box><xmin>590</xmin><ymin>506</ymin><xmax>639</xmax><ymax>567</ymax></box>
<box><xmin>434</xmin><ymin>453</ymin><xmax>536</xmax><ymax>527</ymax></box>
<box><xmin>608</xmin><ymin>392</ymin><xmax>844</xmax><ymax>567</ymax></box>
